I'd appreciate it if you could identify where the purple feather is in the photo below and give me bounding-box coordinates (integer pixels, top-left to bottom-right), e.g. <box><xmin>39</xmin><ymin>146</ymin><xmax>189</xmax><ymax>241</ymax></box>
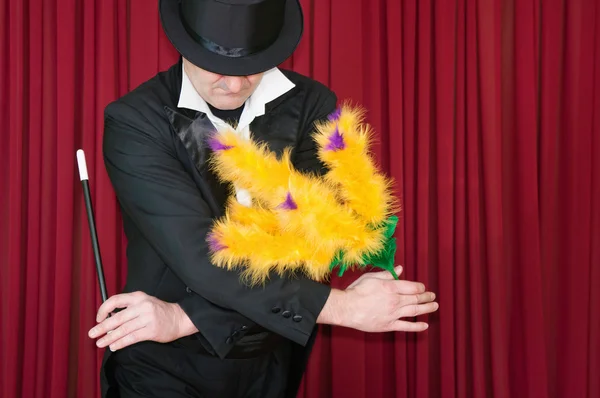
<box><xmin>207</xmin><ymin>233</ymin><xmax>227</xmax><ymax>252</ymax></box>
<box><xmin>328</xmin><ymin>107</ymin><xmax>342</xmax><ymax>121</ymax></box>
<box><xmin>277</xmin><ymin>192</ymin><xmax>298</xmax><ymax>210</ymax></box>
<box><xmin>324</xmin><ymin>126</ymin><xmax>346</xmax><ymax>151</ymax></box>
<box><xmin>208</xmin><ymin>136</ymin><xmax>234</xmax><ymax>151</ymax></box>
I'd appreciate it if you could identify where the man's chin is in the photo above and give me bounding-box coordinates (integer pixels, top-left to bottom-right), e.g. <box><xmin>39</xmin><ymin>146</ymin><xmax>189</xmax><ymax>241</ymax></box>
<box><xmin>211</xmin><ymin>97</ymin><xmax>247</xmax><ymax>111</ymax></box>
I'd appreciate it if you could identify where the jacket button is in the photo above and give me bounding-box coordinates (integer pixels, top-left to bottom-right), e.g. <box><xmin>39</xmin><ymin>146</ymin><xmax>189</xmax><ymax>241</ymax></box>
<box><xmin>281</xmin><ymin>310</ymin><xmax>292</xmax><ymax>318</ymax></box>
<box><xmin>271</xmin><ymin>307</ymin><xmax>281</xmax><ymax>314</ymax></box>
<box><xmin>185</xmin><ymin>287</ymin><xmax>192</xmax><ymax>294</ymax></box>
<box><xmin>292</xmin><ymin>315</ymin><xmax>303</xmax><ymax>322</ymax></box>
<box><xmin>240</xmin><ymin>325</ymin><xmax>249</xmax><ymax>331</ymax></box>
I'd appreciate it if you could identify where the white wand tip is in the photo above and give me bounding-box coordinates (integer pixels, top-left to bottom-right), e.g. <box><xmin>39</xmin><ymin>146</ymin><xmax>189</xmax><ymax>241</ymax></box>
<box><xmin>76</xmin><ymin>149</ymin><xmax>89</xmax><ymax>181</ymax></box>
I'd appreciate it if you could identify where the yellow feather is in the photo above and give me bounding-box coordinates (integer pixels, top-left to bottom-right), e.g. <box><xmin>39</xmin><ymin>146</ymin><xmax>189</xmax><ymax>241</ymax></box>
<box><xmin>209</xmin><ymin>217</ymin><xmax>336</xmax><ymax>286</ymax></box>
<box><xmin>211</xmin><ymin>126</ymin><xmax>382</xmax><ymax>252</ymax></box>
<box><xmin>208</xmin><ymin>129</ymin><xmax>292</xmax><ymax>205</ymax></box>
<box><xmin>313</xmin><ymin>104</ymin><xmax>399</xmax><ymax>225</ymax></box>
<box><xmin>206</xmin><ymin>104</ymin><xmax>401</xmax><ymax>284</ymax></box>
<box><xmin>225</xmin><ymin>197</ymin><xmax>280</xmax><ymax>234</ymax></box>
<box><xmin>271</xmin><ymin>171</ymin><xmax>380</xmax><ymax>254</ymax></box>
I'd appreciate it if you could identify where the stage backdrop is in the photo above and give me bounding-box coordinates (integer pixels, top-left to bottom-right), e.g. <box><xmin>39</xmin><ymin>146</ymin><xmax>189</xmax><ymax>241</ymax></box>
<box><xmin>1</xmin><ymin>0</ymin><xmax>599</xmax><ymax>397</ymax></box>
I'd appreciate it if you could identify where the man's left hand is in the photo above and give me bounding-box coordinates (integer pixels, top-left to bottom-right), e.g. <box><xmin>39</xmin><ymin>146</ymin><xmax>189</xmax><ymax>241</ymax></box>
<box><xmin>88</xmin><ymin>291</ymin><xmax>197</xmax><ymax>351</ymax></box>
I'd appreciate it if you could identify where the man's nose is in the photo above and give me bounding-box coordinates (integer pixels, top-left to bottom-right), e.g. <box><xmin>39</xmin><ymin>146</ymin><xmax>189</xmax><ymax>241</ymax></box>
<box><xmin>223</xmin><ymin>77</ymin><xmax>245</xmax><ymax>93</ymax></box>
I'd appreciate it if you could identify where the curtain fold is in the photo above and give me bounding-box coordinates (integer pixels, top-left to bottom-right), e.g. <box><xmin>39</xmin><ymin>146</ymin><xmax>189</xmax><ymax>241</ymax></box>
<box><xmin>1</xmin><ymin>0</ymin><xmax>598</xmax><ymax>397</ymax></box>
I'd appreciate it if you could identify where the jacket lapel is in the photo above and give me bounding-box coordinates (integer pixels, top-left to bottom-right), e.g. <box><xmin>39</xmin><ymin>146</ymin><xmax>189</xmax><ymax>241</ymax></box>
<box><xmin>165</xmin><ymin>105</ymin><xmax>231</xmax><ymax>217</ymax></box>
<box><xmin>249</xmin><ymin>107</ymin><xmax>300</xmax><ymax>158</ymax></box>
<box><xmin>165</xmin><ymin>106</ymin><xmax>213</xmax><ymax>173</ymax></box>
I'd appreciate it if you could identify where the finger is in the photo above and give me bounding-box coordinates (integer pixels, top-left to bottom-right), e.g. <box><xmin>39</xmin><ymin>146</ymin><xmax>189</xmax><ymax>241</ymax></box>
<box><xmin>399</xmin><ymin>291</ymin><xmax>436</xmax><ymax>306</ymax></box>
<box><xmin>416</xmin><ymin>291</ymin><xmax>436</xmax><ymax>304</ymax></box>
<box><xmin>391</xmin><ymin>291</ymin><xmax>436</xmax><ymax>307</ymax></box>
<box><xmin>386</xmin><ymin>280</ymin><xmax>427</xmax><ymax>295</ymax></box>
<box><xmin>108</xmin><ymin>326</ymin><xmax>149</xmax><ymax>352</ymax></box>
<box><xmin>96</xmin><ymin>292</ymin><xmax>146</xmax><ymax>323</ymax></box>
<box><xmin>366</xmin><ymin>265</ymin><xmax>404</xmax><ymax>280</ymax></box>
<box><xmin>389</xmin><ymin>320</ymin><xmax>429</xmax><ymax>332</ymax></box>
<box><xmin>96</xmin><ymin>317</ymin><xmax>146</xmax><ymax>349</ymax></box>
<box><xmin>89</xmin><ymin>306</ymin><xmax>140</xmax><ymax>339</ymax></box>
<box><xmin>395</xmin><ymin>302</ymin><xmax>439</xmax><ymax>319</ymax></box>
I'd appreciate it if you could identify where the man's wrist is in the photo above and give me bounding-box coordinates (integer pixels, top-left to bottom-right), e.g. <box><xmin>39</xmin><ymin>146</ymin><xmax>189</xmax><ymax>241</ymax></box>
<box><xmin>174</xmin><ymin>303</ymin><xmax>199</xmax><ymax>338</ymax></box>
<box><xmin>316</xmin><ymin>288</ymin><xmax>349</xmax><ymax>326</ymax></box>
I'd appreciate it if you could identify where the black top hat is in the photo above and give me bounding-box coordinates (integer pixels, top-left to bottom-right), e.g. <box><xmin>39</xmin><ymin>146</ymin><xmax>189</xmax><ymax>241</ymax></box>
<box><xmin>159</xmin><ymin>0</ymin><xmax>304</xmax><ymax>76</ymax></box>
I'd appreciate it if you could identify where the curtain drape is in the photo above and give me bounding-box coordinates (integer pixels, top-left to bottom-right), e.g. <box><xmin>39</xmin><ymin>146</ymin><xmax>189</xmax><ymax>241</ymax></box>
<box><xmin>1</xmin><ymin>0</ymin><xmax>598</xmax><ymax>397</ymax></box>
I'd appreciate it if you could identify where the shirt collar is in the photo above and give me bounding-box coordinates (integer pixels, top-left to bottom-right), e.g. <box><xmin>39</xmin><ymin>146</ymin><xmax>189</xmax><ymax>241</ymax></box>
<box><xmin>177</xmin><ymin>63</ymin><xmax>295</xmax><ymax>132</ymax></box>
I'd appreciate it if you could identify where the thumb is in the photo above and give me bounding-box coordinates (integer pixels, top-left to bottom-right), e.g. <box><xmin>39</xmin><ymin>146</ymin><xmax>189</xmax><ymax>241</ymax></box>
<box><xmin>366</xmin><ymin>265</ymin><xmax>403</xmax><ymax>280</ymax></box>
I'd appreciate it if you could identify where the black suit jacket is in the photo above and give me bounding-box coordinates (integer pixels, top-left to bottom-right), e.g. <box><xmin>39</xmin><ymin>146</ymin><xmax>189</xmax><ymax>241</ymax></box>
<box><xmin>100</xmin><ymin>60</ymin><xmax>338</xmax><ymax>397</ymax></box>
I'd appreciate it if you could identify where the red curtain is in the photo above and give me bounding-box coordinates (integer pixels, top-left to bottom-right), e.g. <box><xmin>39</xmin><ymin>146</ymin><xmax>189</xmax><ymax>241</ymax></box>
<box><xmin>1</xmin><ymin>0</ymin><xmax>599</xmax><ymax>397</ymax></box>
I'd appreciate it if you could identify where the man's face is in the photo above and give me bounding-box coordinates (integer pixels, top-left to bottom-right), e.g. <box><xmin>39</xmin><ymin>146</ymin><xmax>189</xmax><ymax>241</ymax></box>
<box><xmin>183</xmin><ymin>58</ymin><xmax>264</xmax><ymax>110</ymax></box>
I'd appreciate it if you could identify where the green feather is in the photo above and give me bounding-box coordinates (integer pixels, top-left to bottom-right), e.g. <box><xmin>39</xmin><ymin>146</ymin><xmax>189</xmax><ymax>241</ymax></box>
<box><xmin>361</xmin><ymin>237</ymin><xmax>399</xmax><ymax>279</ymax></box>
<box><xmin>382</xmin><ymin>215</ymin><xmax>398</xmax><ymax>238</ymax></box>
<box><xmin>328</xmin><ymin>215</ymin><xmax>399</xmax><ymax>279</ymax></box>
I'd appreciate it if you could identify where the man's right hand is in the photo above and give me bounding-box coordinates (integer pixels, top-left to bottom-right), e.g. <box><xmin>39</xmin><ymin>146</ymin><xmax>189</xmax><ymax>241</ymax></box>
<box><xmin>317</xmin><ymin>266</ymin><xmax>438</xmax><ymax>332</ymax></box>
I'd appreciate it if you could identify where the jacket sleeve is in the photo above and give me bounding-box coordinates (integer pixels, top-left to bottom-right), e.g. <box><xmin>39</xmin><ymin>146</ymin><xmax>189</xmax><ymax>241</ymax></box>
<box><xmin>102</xmin><ymin>91</ymin><xmax>336</xmax><ymax>358</ymax></box>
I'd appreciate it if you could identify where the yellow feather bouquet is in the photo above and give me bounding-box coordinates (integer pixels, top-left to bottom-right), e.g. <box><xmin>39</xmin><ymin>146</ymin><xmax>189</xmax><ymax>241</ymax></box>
<box><xmin>206</xmin><ymin>105</ymin><xmax>400</xmax><ymax>285</ymax></box>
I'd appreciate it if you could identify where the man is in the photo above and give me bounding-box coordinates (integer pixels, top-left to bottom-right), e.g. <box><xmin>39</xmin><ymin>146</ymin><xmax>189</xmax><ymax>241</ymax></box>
<box><xmin>89</xmin><ymin>0</ymin><xmax>439</xmax><ymax>397</ymax></box>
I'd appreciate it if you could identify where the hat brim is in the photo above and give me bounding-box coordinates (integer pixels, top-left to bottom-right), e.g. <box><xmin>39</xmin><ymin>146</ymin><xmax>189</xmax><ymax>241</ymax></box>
<box><xmin>159</xmin><ymin>0</ymin><xmax>303</xmax><ymax>76</ymax></box>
